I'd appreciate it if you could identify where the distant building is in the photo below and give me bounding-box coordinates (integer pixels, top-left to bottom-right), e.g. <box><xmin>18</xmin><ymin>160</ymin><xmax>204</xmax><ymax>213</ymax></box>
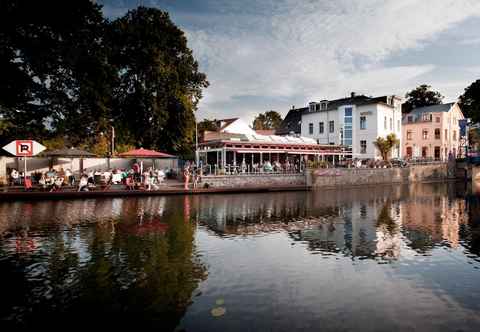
<box><xmin>276</xmin><ymin>106</ymin><xmax>306</xmax><ymax>136</ymax></box>
<box><xmin>402</xmin><ymin>102</ymin><xmax>465</xmax><ymax>160</ymax></box>
<box><xmin>300</xmin><ymin>93</ymin><xmax>402</xmax><ymax>159</ymax></box>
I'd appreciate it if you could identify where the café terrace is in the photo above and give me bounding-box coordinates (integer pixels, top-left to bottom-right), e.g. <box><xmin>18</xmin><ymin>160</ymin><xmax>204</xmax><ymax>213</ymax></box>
<box><xmin>196</xmin><ymin>118</ymin><xmax>351</xmax><ymax>172</ymax></box>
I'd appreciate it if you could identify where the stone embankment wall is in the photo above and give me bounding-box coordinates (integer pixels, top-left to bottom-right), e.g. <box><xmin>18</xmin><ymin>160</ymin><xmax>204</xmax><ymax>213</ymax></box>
<box><xmin>200</xmin><ymin>173</ymin><xmax>306</xmax><ymax>188</ymax></box>
<box><xmin>308</xmin><ymin>163</ymin><xmax>455</xmax><ymax>188</ymax></box>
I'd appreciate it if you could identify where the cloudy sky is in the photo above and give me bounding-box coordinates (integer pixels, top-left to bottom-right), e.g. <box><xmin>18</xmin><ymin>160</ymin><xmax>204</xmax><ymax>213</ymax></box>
<box><xmin>99</xmin><ymin>0</ymin><xmax>480</xmax><ymax>123</ymax></box>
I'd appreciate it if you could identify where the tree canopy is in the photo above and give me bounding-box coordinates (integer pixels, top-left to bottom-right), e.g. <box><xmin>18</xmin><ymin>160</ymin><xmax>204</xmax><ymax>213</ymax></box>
<box><xmin>252</xmin><ymin>110</ymin><xmax>283</xmax><ymax>130</ymax></box>
<box><xmin>0</xmin><ymin>1</ymin><xmax>208</xmax><ymax>155</ymax></box>
<box><xmin>402</xmin><ymin>85</ymin><xmax>443</xmax><ymax>114</ymax></box>
<box><xmin>459</xmin><ymin>79</ymin><xmax>480</xmax><ymax>123</ymax></box>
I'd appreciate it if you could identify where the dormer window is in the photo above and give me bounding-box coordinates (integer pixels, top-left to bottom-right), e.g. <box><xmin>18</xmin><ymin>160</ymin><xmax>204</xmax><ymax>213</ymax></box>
<box><xmin>309</xmin><ymin>102</ymin><xmax>316</xmax><ymax>112</ymax></box>
<box><xmin>320</xmin><ymin>100</ymin><xmax>328</xmax><ymax>110</ymax></box>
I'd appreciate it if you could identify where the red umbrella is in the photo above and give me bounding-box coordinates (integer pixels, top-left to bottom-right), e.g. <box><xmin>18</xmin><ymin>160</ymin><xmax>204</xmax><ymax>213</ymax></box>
<box><xmin>118</xmin><ymin>148</ymin><xmax>176</xmax><ymax>172</ymax></box>
<box><xmin>118</xmin><ymin>148</ymin><xmax>175</xmax><ymax>158</ymax></box>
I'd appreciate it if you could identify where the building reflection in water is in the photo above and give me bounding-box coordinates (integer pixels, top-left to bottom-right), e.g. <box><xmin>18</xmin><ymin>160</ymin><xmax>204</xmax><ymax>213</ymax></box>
<box><xmin>197</xmin><ymin>183</ymin><xmax>472</xmax><ymax>261</ymax></box>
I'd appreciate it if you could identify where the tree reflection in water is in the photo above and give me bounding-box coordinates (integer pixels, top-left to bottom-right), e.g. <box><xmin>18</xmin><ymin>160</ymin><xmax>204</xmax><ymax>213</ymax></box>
<box><xmin>0</xmin><ymin>197</ymin><xmax>206</xmax><ymax>328</ymax></box>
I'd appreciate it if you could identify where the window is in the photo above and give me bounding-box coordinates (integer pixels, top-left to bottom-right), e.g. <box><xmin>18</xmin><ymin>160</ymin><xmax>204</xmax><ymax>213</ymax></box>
<box><xmin>315</xmin><ymin>104</ymin><xmax>320</xmax><ymax>111</ymax></box>
<box><xmin>445</xmin><ymin>129</ymin><xmax>448</xmax><ymax>140</ymax></box>
<box><xmin>422</xmin><ymin>129</ymin><xmax>428</xmax><ymax>140</ymax></box>
<box><xmin>390</xmin><ymin>118</ymin><xmax>393</xmax><ymax>131</ymax></box>
<box><xmin>329</xmin><ymin>120</ymin><xmax>334</xmax><ymax>133</ymax></box>
<box><xmin>384</xmin><ymin>116</ymin><xmax>387</xmax><ymax>130</ymax></box>
<box><xmin>321</xmin><ymin>102</ymin><xmax>328</xmax><ymax>110</ymax></box>
<box><xmin>435</xmin><ymin>128</ymin><xmax>440</xmax><ymax>140</ymax></box>
<box><xmin>319</xmin><ymin>122</ymin><xmax>324</xmax><ymax>134</ymax></box>
<box><xmin>407</xmin><ymin>116</ymin><xmax>413</xmax><ymax>123</ymax></box>
<box><xmin>422</xmin><ymin>147</ymin><xmax>428</xmax><ymax>158</ymax></box>
<box><xmin>309</xmin><ymin>103</ymin><xmax>315</xmax><ymax>112</ymax></box>
<box><xmin>309</xmin><ymin>123</ymin><xmax>313</xmax><ymax>134</ymax></box>
<box><xmin>422</xmin><ymin>113</ymin><xmax>432</xmax><ymax>121</ymax></box>
<box><xmin>360</xmin><ymin>140</ymin><xmax>367</xmax><ymax>154</ymax></box>
<box><xmin>453</xmin><ymin>130</ymin><xmax>457</xmax><ymax>141</ymax></box>
<box><xmin>436</xmin><ymin>117</ymin><xmax>440</xmax><ymax>123</ymax></box>
<box><xmin>407</xmin><ymin>130</ymin><xmax>413</xmax><ymax>140</ymax></box>
<box><xmin>360</xmin><ymin>116</ymin><xmax>366</xmax><ymax>130</ymax></box>
<box><xmin>343</xmin><ymin>108</ymin><xmax>353</xmax><ymax>146</ymax></box>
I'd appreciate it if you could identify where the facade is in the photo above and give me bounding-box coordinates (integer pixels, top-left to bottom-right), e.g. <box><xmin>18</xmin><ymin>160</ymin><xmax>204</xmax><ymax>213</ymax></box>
<box><xmin>402</xmin><ymin>103</ymin><xmax>465</xmax><ymax>160</ymax></box>
<box><xmin>300</xmin><ymin>93</ymin><xmax>403</xmax><ymax>159</ymax></box>
<box><xmin>198</xmin><ymin>118</ymin><xmax>350</xmax><ymax>171</ymax></box>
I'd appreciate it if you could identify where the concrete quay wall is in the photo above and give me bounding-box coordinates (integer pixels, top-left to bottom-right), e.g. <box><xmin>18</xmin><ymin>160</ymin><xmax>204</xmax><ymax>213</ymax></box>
<box><xmin>200</xmin><ymin>164</ymin><xmax>453</xmax><ymax>189</ymax></box>
<box><xmin>308</xmin><ymin>164</ymin><xmax>454</xmax><ymax>188</ymax></box>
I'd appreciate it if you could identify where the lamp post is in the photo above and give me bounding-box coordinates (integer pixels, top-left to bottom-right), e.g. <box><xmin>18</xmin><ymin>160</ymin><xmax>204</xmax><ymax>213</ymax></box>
<box><xmin>195</xmin><ymin>120</ymin><xmax>199</xmax><ymax>166</ymax></box>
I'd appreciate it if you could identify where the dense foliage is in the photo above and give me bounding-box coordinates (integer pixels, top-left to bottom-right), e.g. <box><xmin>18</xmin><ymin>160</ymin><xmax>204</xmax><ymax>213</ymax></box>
<box><xmin>252</xmin><ymin>110</ymin><xmax>283</xmax><ymax>130</ymax></box>
<box><xmin>0</xmin><ymin>1</ymin><xmax>208</xmax><ymax>155</ymax></box>
<box><xmin>459</xmin><ymin>79</ymin><xmax>480</xmax><ymax>124</ymax></box>
<box><xmin>402</xmin><ymin>84</ymin><xmax>443</xmax><ymax>114</ymax></box>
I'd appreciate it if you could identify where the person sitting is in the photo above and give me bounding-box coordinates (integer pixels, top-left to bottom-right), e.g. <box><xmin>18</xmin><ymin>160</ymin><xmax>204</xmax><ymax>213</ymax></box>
<box><xmin>51</xmin><ymin>176</ymin><xmax>64</xmax><ymax>192</ymax></box>
<box><xmin>38</xmin><ymin>173</ymin><xmax>47</xmax><ymax>190</ymax></box>
<box><xmin>65</xmin><ymin>168</ymin><xmax>75</xmax><ymax>185</ymax></box>
<box><xmin>111</xmin><ymin>170</ymin><xmax>122</xmax><ymax>184</ymax></box>
<box><xmin>126</xmin><ymin>176</ymin><xmax>135</xmax><ymax>190</ymax></box>
<box><xmin>10</xmin><ymin>169</ymin><xmax>19</xmax><ymax>186</ymax></box>
<box><xmin>78</xmin><ymin>174</ymin><xmax>89</xmax><ymax>192</ymax></box>
<box><xmin>156</xmin><ymin>169</ymin><xmax>165</xmax><ymax>183</ymax></box>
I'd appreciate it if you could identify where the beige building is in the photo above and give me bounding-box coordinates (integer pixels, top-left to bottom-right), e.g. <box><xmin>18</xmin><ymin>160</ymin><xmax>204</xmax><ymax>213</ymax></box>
<box><xmin>402</xmin><ymin>103</ymin><xmax>465</xmax><ymax>160</ymax></box>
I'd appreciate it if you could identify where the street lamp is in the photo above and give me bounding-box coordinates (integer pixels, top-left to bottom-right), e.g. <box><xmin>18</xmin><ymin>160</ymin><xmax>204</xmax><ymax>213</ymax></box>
<box><xmin>195</xmin><ymin>120</ymin><xmax>199</xmax><ymax>166</ymax></box>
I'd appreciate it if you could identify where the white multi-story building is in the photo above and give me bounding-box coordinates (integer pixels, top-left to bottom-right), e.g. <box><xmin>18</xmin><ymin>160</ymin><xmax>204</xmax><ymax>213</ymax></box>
<box><xmin>300</xmin><ymin>93</ymin><xmax>403</xmax><ymax>159</ymax></box>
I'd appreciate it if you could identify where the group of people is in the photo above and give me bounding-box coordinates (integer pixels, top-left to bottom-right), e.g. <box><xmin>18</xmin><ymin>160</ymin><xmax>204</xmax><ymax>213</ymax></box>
<box><xmin>76</xmin><ymin>165</ymin><xmax>167</xmax><ymax>192</ymax></box>
<box><xmin>183</xmin><ymin>162</ymin><xmax>202</xmax><ymax>189</ymax></box>
<box><xmin>9</xmin><ymin>163</ymin><xmax>169</xmax><ymax>192</ymax></box>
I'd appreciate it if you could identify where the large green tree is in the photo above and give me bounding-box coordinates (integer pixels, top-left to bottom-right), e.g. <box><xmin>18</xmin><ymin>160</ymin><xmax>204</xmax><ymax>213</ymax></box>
<box><xmin>0</xmin><ymin>3</ymin><xmax>208</xmax><ymax>155</ymax></box>
<box><xmin>0</xmin><ymin>0</ymin><xmax>112</xmax><ymax>146</ymax></box>
<box><xmin>252</xmin><ymin>110</ymin><xmax>283</xmax><ymax>130</ymax></box>
<box><xmin>402</xmin><ymin>84</ymin><xmax>443</xmax><ymax>114</ymax></box>
<box><xmin>108</xmin><ymin>7</ymin><xmax>208</xmax><ymax>154</ymax></box>
<box><xmin>459</xmin><ymin>79</ymin><xmax>480</xmax><ymax>123</ymax></box>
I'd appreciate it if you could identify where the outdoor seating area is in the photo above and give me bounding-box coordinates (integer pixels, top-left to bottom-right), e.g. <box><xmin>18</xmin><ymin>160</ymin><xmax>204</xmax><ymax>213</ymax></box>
<box><xmin>6</xmin><ymin>165</ymin><xmax>177</xmax><ymax>192</ymax></box>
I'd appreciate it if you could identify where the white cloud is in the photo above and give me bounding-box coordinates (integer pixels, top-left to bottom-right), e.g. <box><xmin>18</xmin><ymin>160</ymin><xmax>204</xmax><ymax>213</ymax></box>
<box><xmin>184</xmin><ymin>0</ymin><xmax>480</xmax><ymax>121</ymax></box>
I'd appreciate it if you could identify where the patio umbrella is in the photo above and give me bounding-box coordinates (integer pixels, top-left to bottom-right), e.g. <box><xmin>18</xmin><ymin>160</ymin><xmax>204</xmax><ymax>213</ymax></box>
<box><xmin>43</xmin><ymin>148</ymin><xmax>96</xmax><ymax>174</ymax></box>
<box><xmin>118</xmin><ymin>148</ymin><xmax>176</xmax><ymax>172</ymax></box>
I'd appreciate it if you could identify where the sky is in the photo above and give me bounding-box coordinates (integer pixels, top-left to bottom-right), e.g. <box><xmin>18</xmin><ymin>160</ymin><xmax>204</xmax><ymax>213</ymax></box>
<box><xmin>99</xmin><ymin>0</ymin><xmax>480</xmax><ymax>124</ymax></box>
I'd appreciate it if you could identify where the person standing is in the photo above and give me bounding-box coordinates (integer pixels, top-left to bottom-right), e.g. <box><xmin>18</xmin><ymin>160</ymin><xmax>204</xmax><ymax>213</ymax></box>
<box><xmin>183</xmin><ymin>165</ymin><xmax>190</xmax><ymax>190</ymax></box>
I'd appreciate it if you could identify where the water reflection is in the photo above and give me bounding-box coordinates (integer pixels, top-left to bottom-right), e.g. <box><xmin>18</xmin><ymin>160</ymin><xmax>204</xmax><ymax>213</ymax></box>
<box><xmin>1</xmin><ymin>183</ymin><xmax>480</xmax><ymax>330</ymax></box>
<box><xmin>197</xmin><ymin>184</ymin><xmax>473</xmax><ymax>261</ymax></box>
<box><xmin>0</xmin><ymin>197</ymin><xmax>206</xmax><ymax>328</ymax></box>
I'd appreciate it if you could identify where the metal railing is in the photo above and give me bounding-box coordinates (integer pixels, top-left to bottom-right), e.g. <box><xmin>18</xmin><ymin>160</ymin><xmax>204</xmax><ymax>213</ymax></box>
<box><xmin>199</xmin><ymin>164</ymin><xmax>306</xmax><ymax>176</ymax></box>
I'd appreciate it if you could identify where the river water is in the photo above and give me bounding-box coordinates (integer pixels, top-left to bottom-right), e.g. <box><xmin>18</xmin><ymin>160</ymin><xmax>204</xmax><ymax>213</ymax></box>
<box><xmin>1</xmin><ymin>183</ymin><xmax>480</xmax><ymax>331</ymax></box>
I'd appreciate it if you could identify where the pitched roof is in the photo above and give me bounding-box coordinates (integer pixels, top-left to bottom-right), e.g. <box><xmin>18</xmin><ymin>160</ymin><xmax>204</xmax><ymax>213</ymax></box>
<box><xmin>276</xmin><ymin>107</ymin><xmax>306</xmax><ymax>135</ymax></box>
<box><xmin>409</xmin><ymin>103</ymin><xmax>454</xmax><ymax>114</ymax></box>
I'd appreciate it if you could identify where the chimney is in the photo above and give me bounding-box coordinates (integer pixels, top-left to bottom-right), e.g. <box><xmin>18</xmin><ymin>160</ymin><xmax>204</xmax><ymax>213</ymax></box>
<box><xmin>351</xmin><ymin>92</ymin><xmax>356</xmax><ymax>98</ymax></box>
